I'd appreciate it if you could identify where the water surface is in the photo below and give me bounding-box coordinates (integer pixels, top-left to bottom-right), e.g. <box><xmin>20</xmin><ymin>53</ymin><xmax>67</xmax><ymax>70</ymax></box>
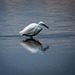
<box><xmin>0</xmin><ymin>0</ymin><xmax>75</xmax><ymax>75</ymax></box>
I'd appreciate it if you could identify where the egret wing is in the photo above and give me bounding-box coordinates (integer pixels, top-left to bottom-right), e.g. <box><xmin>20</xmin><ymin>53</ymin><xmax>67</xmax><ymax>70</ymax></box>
<box><xmin>22</xmin><ymin>23</ymin><xmax>37</xmax><ymax>35</ymax></box>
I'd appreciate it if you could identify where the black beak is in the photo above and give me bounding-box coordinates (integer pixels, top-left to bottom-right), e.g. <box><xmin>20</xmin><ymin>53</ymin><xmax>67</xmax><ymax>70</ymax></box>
<box><xmin>43</xmin><ymin>24</ymin><xmax>49</xmax><ymax>29</ymax></box>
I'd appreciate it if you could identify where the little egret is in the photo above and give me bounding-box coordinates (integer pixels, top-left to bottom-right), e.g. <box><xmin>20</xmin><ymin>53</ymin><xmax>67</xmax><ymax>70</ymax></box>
<box><xmin>19</xmin><ymin>21</ymin><xmax>49</xmax><ymax>38</ymax></box>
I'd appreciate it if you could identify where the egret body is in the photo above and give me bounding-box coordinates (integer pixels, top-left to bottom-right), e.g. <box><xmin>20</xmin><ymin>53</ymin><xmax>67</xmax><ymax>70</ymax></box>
<box><xmin>19</xmin><ymin>21</ymin><xmax>49</xmax><ymax>38</ymax></box>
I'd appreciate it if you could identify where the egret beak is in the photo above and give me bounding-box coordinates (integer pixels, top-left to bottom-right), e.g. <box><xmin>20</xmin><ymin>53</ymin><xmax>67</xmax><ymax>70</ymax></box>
<box><xmin>43</xmin><ymin>24</ymin><xmax>49</xmax><ymax>29</ymax></box>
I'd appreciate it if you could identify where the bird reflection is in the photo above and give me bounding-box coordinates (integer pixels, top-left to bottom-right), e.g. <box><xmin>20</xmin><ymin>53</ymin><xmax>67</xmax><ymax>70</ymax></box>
<box><xmin>20</xmin><ymin>38</ymin><xmax>49</xmax><ymax>54</ymax></box>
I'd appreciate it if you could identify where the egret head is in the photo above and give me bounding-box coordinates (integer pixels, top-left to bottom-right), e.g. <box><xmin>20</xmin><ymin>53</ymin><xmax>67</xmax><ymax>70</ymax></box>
<box><xmin>38</xmin><ymin>21</ymin><xmax>49</xmax><ymax>29</ymax></box>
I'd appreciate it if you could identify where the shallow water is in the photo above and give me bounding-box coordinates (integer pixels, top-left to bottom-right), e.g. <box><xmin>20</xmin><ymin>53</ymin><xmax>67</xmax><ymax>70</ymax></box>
<box><xmin>0</xmin><ymin>0</ymin><xmax>75</xmax><ymax>75</ymax></box>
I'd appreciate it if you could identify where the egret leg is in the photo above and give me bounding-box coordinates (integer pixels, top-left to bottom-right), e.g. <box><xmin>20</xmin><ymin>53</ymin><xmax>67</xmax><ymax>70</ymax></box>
<box><xmin>30</xmin><ymin>36</ymin><xmax>33</xmax><ymax>39</ymax></box>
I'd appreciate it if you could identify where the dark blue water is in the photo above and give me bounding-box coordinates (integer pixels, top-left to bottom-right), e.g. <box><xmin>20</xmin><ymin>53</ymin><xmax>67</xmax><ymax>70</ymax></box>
<box><xmin>0</xmin><ymin>0</ymin><xmax>75</xmax><ymax>75</ymax></box>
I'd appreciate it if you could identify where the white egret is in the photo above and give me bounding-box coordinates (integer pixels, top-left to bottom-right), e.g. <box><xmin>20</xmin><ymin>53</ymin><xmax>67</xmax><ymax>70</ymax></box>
<box><xmin>19</xmin><ymin>21</ymin><xmax>49</xmax><ymax>38</ymax></box>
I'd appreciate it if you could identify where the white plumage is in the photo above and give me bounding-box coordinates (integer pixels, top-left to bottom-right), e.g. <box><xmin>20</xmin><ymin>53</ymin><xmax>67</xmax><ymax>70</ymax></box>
<box><xmin>19</xmin><ymin>21</ymin><xmax>49</xmax><ymax>38</ymax></box>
